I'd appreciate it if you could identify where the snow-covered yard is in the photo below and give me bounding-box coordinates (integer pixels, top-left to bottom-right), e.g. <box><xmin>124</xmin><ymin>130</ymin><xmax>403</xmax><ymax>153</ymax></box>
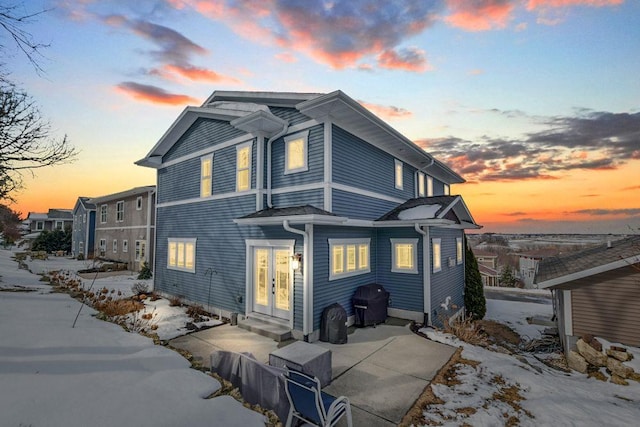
<box><xmin>0</xmin><ymin>249</ymin><xmax>265</xmax><ymax>427</ymax></box>
<box><xmin>419</xmin><ymin>292</ymin><xmax>640</xmax><ymax>426</ymax></box>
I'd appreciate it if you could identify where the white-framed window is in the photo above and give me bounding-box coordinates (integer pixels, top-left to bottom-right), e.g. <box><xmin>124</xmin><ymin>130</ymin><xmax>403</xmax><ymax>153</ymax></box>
<box><xmin>35</xmin><ymin>221</ymin><xmax>44</xmax><ymax>231</ymax></box>
<box><xmin>136</xmin><ymin>196</ymin><xmax>143</xmax><ymax>210</ymax></box>
<box><xmin>79</xmin><ymin>241</ymin><xmax>84</xmax><ymax>253</ymax></box>
<box><xmin>391</xmin><ymin>238</ymin><xmax>418</xmax><ymax>274</ymax></box>
<box><xmin>122</xmin><ymin>240</ymin><xmax>128</xmax><ymax>253</ymax></box>
<box><xmin>443</xmin><ymin>184</ymin><xmax>450</xmax><ymax>196</ymax></box>
<box><xmin>83</xmin><ymin>213</ymin><xmax>86</xmax><ymax>224</ymax></box>
<box><xmin>236</xmin><ymin>143</ymin><xmax>251</xmax><ymax>192</ymax></box>
<box><xmin>135</xmin><ymin>240</ymin><xmax>146</xmax><ymax>262</ymax></box>
<box><xmin>284</xmin><ymin>130</ymin><xmax>309</xmax><ymax>174</ymax></box>
<box><xmin>116</xmin><ymin>201</ymin><xmax>124</xmax><ymax>222</ymax></box>
<box><xmin>99</xmin><ymin>238</ymin><xmax>106</xmax><ymax>256</ymax></box>
<box><xmin>100</xmin><ymin>205</ymin><xmax>107</xmax><ymax>223</ymax></box>
<box><xmin>112</xmin><ymin>239</ymin><xmax>117</xmax><ymax>253</ymax></box>
<box><xmin>427</xmin><ymin>176</ymin><xmax>434</xmax><ymax>197</ymax></box>
<box><xmin>55</xmin><ymin>220</ymin><xmax>64</xmax><ymax>230</ymax></box>
<box><xmin>456</xmin><ymin>237</ymin><xmax>463</xmax><ymax>265</ymax></box>
<box><xmin>417</xmin><ymin>172</ymin><xmax>425</xmax><ymax>197</ymax></box>
<box><xmin>167</xmin><ymin>238</ymin><xmax>196</xmax><ymax>273</ymax></box>
<box><xmin>394</xmin><ymin>159</ymin><xmax>403</xmax><ymax>190</ymax></box>
<box><xmin>329</xmin><ymin>238</ymin><xmax>370</xmax><ymax>280</ymax></box>
<box><xmin>200</xmin><ymin>154</ymin><xmax>213</xmax><ymax>197</ymax></box>
<box><xmin>433</xmin><ymin>238</ymin><xmax>442</xmax><ymax>273</ymax></box>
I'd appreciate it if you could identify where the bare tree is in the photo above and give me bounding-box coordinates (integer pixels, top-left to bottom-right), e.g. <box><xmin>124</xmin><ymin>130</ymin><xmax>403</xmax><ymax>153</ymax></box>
<box><xmin>0</xmin><ymin>3</ymin><xmax>50</xmax><ymax>74</ymax></box>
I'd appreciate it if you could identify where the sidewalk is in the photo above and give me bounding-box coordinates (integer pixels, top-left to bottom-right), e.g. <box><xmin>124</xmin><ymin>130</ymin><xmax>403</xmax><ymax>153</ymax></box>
<box><xmin>170</xmin><ymin>322</ymin><xmax>456</xmax><ymax>426</ymax></box>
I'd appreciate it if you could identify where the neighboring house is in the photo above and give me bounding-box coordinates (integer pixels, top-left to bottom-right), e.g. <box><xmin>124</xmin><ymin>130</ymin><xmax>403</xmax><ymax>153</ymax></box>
<box><xmin>473</xmin><ymin>249</ymin><xmax>499</xmax><ymax>287</ymax></box>
<box><xmin>21</xmin><ymin>209</ymin><xmax>73</xmax><ymax>249</ymax></box>
<box><xmin>87</xmin><ymin>186</ymin><xmax>156</xmax><ymax>271</ymax></box>
<box><xmin>136</xmin><ymin>90</ymin><xmax>480</xmax><ymax>341</ymax></box>
<box><xmin>517</xmin><ymin>249</ymin><xmax>557</xmax><ymax>288</ymax></box>
<box><xmin>71</xmin><ymin>197</ymin><xmax>96</xmax><ymax>259</ymax></box>
<box><xmin>536</xmin><ymin>236</ymin><xmax>640</xmax><ymax>352</ymax></box>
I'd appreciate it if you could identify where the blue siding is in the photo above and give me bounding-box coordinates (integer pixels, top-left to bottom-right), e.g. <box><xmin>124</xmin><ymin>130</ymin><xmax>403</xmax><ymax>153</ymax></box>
<box><xmin>313</xmin><ymin>226</ymin><xmax>377</xmax><ymax>330</ymax></box>
<box><xmin>271</xmin><ymin>189</ymin><xmax>324</xmax><ymax>209</ymax></box>
<box><xmin>430</xmin><ymin>228</ymin><xmax>465</xmax><ymax>326</ymax></box>
<box><xmin>269</xmin><ymin>106</ymin><xmax>312</xmax><ymax>127</ymax></box>
<box><xmin>332</xmin><ymin>125</ymin><xmax>416</xmax><ymax>200</ymax></box>
<box><xmin>375</xmin><ymin>227</ymin><xmax>424</xmax><ymax>313</ymax></box>
<box><xmin>163</xmin><ymin>118</ymin><xmax>245</xmax><ymax>162</ymax></box>
<box><xmin>271</xmin><ymin>124</ymin><xmax>324</xmax><ymax>188</ymax></box>
<box><xmin>332</xmin><ymin>189</ymin><xmax>398</xmax><ymax>220</ymax></box>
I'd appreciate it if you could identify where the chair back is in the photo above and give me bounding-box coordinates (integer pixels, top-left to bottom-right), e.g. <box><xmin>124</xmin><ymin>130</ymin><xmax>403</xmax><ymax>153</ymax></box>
<box><xmin>283</xmin><ymin>368</ymin><xmax>326</xmax><ymax>425</ymax></box>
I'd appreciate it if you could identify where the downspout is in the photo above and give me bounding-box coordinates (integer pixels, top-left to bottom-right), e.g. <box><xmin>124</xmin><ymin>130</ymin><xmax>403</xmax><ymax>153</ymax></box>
<box><xmin>283</xmin><ymin>220</ymin><xmax>311</xmax><ymax>340</ymax></box>
<box><xmin>414</xmin><ymin>223</ymin><xmax>431</xmax><ymax>326</ymax></box>
<box><xmin>147</xmin><ymin>188</ymin><xmax>156</xmax><ymax>274</ymax></box>
<box><xmin>266</xmin><ymin>123</ymin><xmax>289</xmax><ymax>208</ymax></box>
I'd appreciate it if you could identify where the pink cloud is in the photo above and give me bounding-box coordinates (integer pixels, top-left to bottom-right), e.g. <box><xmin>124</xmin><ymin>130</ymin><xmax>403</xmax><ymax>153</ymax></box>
<box><xmin>274</xmin><ymin>52</ymin><xmax>297</xmax><ymax>63</ymax></box>
<box><xmin>527</xmin><ymin>0</ymin><xmax>623</xmax><ymax>10</ymax></box>
<box><xmin>115</xmin><ymin>82</ymin><xmax>199</xmax><ymax>105</ymax></box>
<box><xmin>377</xmin><ymin>47</ymin><xmax>432</xmax><ymax>72</ymax></box>
<box><xmin>162</xmin><ymin>64</ymin><xmax>241</xmax><ymax>83</ymax></box>
<box><xmin>359</xmin><ymin>101</ymin><xmax>413</xmax><ymax>120</ymax></box>
<box><xmin>445</xmin><ymin>0</ymin><xmax>515</xmax><ymax>31</ymax></box>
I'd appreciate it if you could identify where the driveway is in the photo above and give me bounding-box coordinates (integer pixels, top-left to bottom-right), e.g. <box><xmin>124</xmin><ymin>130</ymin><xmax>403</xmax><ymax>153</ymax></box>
<box><xmin>170</xmin><ymin>322</ymin><xmax>456</xmax><ymax>426</ymax></box>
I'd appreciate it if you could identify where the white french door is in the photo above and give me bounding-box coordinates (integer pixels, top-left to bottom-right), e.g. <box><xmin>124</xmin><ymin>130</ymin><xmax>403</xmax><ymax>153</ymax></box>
<box><xmin>253</xmin><ymin>246</ymin><xmax>291</xmax><ymax>321</ymax></box>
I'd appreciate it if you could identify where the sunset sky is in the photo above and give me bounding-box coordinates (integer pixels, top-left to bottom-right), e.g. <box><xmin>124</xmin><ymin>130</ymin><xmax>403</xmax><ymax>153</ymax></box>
<box><xmin>5</xmin><ymin>0</ymin><xmax>639</xmax><ymax>234</ymax></box>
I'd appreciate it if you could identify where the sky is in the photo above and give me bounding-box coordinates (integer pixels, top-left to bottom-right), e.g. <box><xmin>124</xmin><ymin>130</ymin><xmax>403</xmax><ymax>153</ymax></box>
<box><xmin>4</xmin><ymin>0</ymin><xmax>640</xmax><ymax>234</ymax></box>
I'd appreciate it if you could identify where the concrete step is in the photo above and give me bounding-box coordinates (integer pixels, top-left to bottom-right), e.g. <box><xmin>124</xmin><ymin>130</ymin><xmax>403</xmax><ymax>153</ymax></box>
<box><xmin>237</xmin><ymin>317</ymin><xmax>292</xmax><ymax>342</ymax></box>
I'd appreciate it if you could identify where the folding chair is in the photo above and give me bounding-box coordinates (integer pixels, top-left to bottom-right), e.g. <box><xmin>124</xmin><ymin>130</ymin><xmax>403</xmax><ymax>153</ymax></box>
<box><xmin>283</xmin><ymin>367</ymin><xmax>352</xmax><ymax>427</ymax></box>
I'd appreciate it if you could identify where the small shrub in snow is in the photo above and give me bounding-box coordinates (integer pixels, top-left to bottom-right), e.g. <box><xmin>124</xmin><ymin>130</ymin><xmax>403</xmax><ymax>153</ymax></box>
<box><xmin>131</xmin><ymin>282</ymin><xmax>149</xmax><ymax>295</ymax></box>
<box><xmin>137</xmin><ymin>262</ymin><xmax>152</xmax><ymax>280</ymax></box>
<box><xmin>169</xmin><ymin>295</ymin><xmax>182</xmax><ymax>307</ymax></box>
<box><xmin>186</xmin><ymin>304</ymin><xmax>209</xmax><ymax>322</ymax></box>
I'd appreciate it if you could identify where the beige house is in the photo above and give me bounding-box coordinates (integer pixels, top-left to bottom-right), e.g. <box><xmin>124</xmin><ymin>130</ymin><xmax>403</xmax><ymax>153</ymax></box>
<box><xmin>88</xmin><ymin>186</ymin><xmax>156</xmax><ymax>271</ymax></box>
<box><xmin>536</xmin><ymin>236</ymin><xmax>640</xmax><ymax>352</ymax></box>
<box><xmin>474</xmin><ymin>249</ymin><xmax>499</xmax><ymax>287</ymax></box>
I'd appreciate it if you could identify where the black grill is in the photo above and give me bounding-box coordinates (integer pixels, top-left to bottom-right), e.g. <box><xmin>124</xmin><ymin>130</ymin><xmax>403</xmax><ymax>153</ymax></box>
<box><xmin>352</xmin><ymin>284</ymin><xmax>389</xmax><ymax>327</ymax></box>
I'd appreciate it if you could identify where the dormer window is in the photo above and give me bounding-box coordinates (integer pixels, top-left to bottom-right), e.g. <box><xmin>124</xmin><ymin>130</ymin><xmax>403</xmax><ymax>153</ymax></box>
<box><xmin>236</xmin><ymin>143</ymin><xmax>251</xmax><ymax>192</ymax></box>
<box><xmin>284</xmin><ymin>130</ymin><xmax>309</xmax><ymax>174</ymax></box>
<box><xmin>417</xmin><ymin>172</ymin><xmax>425</xmax><ymax>197</ymax></box>
<box><xmin>200</xmin><ymin>155</ymin><xmax>213</xmax><ymax>197</ymax></box>
<box><xmin>394</xmin><ymin>159</ymin><xmax>403</xmax><ymax>190</ymax></box>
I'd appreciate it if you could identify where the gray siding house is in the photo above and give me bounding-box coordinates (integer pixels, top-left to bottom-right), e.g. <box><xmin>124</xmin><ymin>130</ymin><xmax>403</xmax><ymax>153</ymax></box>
<box><xmin>536</xmin><ymin>236</ymin><xmax>640</xmax><ymax>351</ymax></box>
<box><xmin>87</xmin><ymin>186</ymin><xmax>156</xmax><ymax>271</ymax></box>
<box><xmin>137</xmin><ymin>90</ymin><xmax>480</xmax><ymax>341</ymax></box>
<box><xmin>71</xmin><ymin>197</ymin><xmax>96</xmax><ymax>259</ymax></box>
<box><xmin>22</xmin><ymin>209</ymin><xmax>73</xmax><ymax>249</ymax></box>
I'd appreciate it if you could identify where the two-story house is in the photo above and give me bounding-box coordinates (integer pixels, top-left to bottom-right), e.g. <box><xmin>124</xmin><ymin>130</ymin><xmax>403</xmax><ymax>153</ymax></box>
<box><xmin>87</xmin><ymin>186</ymin><xmax>156</xmax><ymax>271</ymax></box>
<box><xmin>71</xmin><ymin>197</ymin><xmax>96</xmax><ymax>259</ymax></box>
<box><xmin>137</xmin><ymin>90</ymin><xmax>480</xmax><ymax>341</ymax></box>
<box><xmin>21</xmin><ymin>209</ymin><xmax>73</xmax><ymax>249</ymax></box>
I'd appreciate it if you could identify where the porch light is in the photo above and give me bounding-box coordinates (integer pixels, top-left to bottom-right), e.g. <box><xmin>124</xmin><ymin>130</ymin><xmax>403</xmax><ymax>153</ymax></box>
<box><xmin>291</xmin><ymin>253</ymin><xmax>302</xmax><ymax>271</ymax></box>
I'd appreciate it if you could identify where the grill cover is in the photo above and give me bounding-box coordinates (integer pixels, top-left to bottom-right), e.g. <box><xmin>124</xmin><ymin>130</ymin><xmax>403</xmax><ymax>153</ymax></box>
<box><xmin>352</xmin><ymin>284</ymin><xmax>389</xmax><ymax>327</ymax></box>
<box><xmin>319</xmin><ymin>302</ymin><xmax>348</xmax><ymax>344</ymax></box>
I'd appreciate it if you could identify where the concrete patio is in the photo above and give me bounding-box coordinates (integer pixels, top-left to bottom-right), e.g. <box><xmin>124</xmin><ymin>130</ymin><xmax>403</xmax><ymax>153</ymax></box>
<box><xmin>169</xmin><ymin>321</ymin><xmax>456</xmax><ymax>426</ymax></box>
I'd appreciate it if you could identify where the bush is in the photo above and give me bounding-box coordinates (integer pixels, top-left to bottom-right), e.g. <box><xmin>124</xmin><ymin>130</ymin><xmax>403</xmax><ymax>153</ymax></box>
<box><xmin>464</xmin><ymin>235</ymin><xmax>486</xmax><ymax>320</ymax></box>
<box><xmin>77</xmin><ymin>253</ymin><xmax>84</xmax><ymax>260</ymax></box>
<box><xmin>131</xmin><ymin>282</ymin><xmax>149</xmax><ymax>295</ymax></box>
<box><xmin>137</xmin><ymin>262</ymin><xmax>152</xmax><ymax>280</ymax></box>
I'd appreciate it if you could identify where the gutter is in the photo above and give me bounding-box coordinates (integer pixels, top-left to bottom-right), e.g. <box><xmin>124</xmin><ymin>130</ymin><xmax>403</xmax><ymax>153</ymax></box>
<box><xmin>282</xmin><ymin>220</ymin><xmax>312</xmax><ymax>339</ymax></box>
<box><xmin>266</xmin><ymin>122</ymin><xmax>290</xmax><ymax>208</ymax></box>
<box><xmin>414</xmin><ymin>223</ymin><xmax>431</xmax><ymax>325</ymax></box>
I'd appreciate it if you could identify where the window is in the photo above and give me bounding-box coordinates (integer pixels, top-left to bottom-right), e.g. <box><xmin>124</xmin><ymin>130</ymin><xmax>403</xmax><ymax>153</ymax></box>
<box><xmin>99</xmin><ymin>239</ymin><xmax>106</xmax><ymax>256</ymax></box>
<box><xmin>427</xmin><ymin>176</ymin><xmax>433</xmax><ymax>197</ymax></box>
<box><xmin>116</xmin><ymin>201</ymin><xmax>124</xmax><ymax>222</ymax></box>
<box><xmin>113</xmin><ymin>239</ymin><xmax>118</xmax><ymax>253</ymax></box>
<box><xmin>35</xmin><ymin>221</ymin><xmax>44</xmax><ymax>231</ymax></box>
<box><xmin>456</xmin><ymin>237</ymin><xmax>463</xmax><ymax>265</ymax></box>
<box><xmin>391</xmin><ymin>238</ymin><xmax>418</xmax><ymax>274</ymax></box>
<box><xmin>200</xmin><ymin>155</ymin><xmax>213</xmax><ymax>197</ymax></box>
<box><xmin>443</xmin><ymin>184</ymin><xmax>450</xmax><ymax>196</ymax></box>
<box><xmin>83</xmin><ymin>213</ymin><xmax>86</xmax><ymax>224</ymax></box>
<box><xmin>135</xmin><ymin>240</ymin><xmax>146</xmax><ymax>262</ymax></box>
<box><xmin>394</xmin><ymin>159</ymin><xmax>403</xmax><ymax>190</ymax></box>
<box><xmin>329</xmin><ymin>238</ymin><xmax>371</xmax><ymax>280</ymax></box>
<box><xmin>236</xmin><ymin>144</ymin><xmax>251</xmax><ymax>192</ymax></box>
<box><xmin>167</xmin><ymin>238</ymin><xmax>196</xmax><ymax>273</ymax></box>
<box><xmin>433</xmin><ymin>238</ymin><xmax>442</xmax><ymax>273</ymax></box>
<box><xmin>100</xmin><ymin>205</ymin><xmax>107</xmax><ymax>223</ymax></box>
<box><xmin>123</xmin><ymin>240</ymin><xmax>128</xmax><ymax>253</ymax></box>
<box><xmin>417</xmin><ymin>172</ymin><xmax>425</xmax><ymax>197</ymax></box>
<box><xmin>284</xmin><ymin>131</ymin><xmax>309</xmax><ymax>174</ymax></box>
<box><xmin>79</xmin><ymin>241</ymin><xmax>84</xmax><ymax>253</ymax></box>
<box><xmin>136</xmin><ymin>196</ymin><xmax>143</xmax><ymax>210</ymax></box>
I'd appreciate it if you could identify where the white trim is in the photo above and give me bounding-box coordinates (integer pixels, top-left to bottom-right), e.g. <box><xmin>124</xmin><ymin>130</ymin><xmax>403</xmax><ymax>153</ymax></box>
<box><xmin>167</xmin><ymin>237</ymin><xmax>197</xmax><ymax>273</ymax></box>
<box><xmin>95</xmin><ymin>225</ymin><xmax>152</xmax><ymax>231</ymax></box>
<box><xmin>156</xmin><ymin>190</ymin><xmax>258</xmax><ymax>208</ymax></box>
<box><xmin>394</xmin><ymin>159</ymin><xmax>403</xmax><ymax>190</ymax></box>
<box><xmin>159</xmin><ymin>134</ymin><xmax>254</xmax><ymax>169</ymax></box>
<box><xmin>332</xmin><ymin>182</ymin><xmax>405</xmax><ymax>204</ymax></box>
<box><xmin>100</xmin><ymin>204</ymin><xmax>107</xmax><ymax>224</ymax></box>
<box><xmin>246</xmin><ymin>239</ymin><xmax>296</xmax><ymax>248</ymax></box>
<box><xmin>116</xmin><ymin>200</ymin><xmax>125</xmax><ymax>222</ymax></box>
<box><xmin>256</xmin><ymin>135</ymin><xmax>264</xmax><ymax>211</ymax></box>
<box><xmin>391</xmin><ymin>238</ymin><xmax>419</xmax><ymax>274</ymax></box>
<box><xmin>328</xmin><ymin>238</ymin><xmax>371</xmax><ymax>280</ymax></box>
<box><xmin>324</xmin><ymin>119</ymin><xmax>332</xmax><ymax>212</ymax></box>
<box><xmin>284</xmin><ymin>130</ymin><xmax>309</xmax><ymax>174</ymax></box>
<box><xmin>563</xmin><ymin>290</ymin><xmax>573</xmax><ymax>336</ymax></box>
<box><xmin>236</xmin><ymin>141</ymin><xmax>252</xmax><ymax>192</ymax></box>
<box><xmin>415</xmin><ymin>225</ymin><xmax>431</xmax><ymax>325</ymax></box>
<box><xmin>537</xmin><ymin>255</ymin><xmax>640</xmax><ymax>288</ymax></box>
<box><xmin>432</xmin><ymin>238</ymin><xmax>442</xmax><ymax>273</ymax></box>
<box><xmin>271</xmin><ymin>182</ymin><xmax>324</xmax><ymax>194</ymax></box>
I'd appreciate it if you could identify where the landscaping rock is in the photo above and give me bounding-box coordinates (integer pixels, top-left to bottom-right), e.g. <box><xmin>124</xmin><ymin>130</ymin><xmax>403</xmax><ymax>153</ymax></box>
<box><xmin>607</xmin><ymin>358</ymin><xmax>634</xmax><ymax>379</ymax></box>
<box><xmin>576</xmin><ymin>339</ymin><xmax>607</xmax><ymax>367</ymax></box>
<box><xmin>610</xmin><ymin>374</ymin><xmax>629</xmax><ymax>386</ymax></box>
<box><xmin>567</xmin><ymin>350</ymin><xmax>588</xmax><ymax>373</ymax></box>
<box><xmin>581</xmin><ymin>334</ymin><xmax>602</xmax><ymax>352</ymax></box>
<box><xmin>629</xmin><ymin>372</ymin><xmax>640</xmax><ymax>383</ymax></box>
<box><xmin>606</xmin><ymin>348</ymin><xmax>633</xmax><ymax>362</ymax></box>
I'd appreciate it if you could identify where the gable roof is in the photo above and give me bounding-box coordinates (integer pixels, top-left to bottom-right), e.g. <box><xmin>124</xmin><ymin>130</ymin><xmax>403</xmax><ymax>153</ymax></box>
<box><xmin>376</xmin><ymin>195</ymin><xmax>480</xmax><ymax>229</ymax></box>
<box><xmin>87</xmin><ymin>186</ymin><xmax>156</xmax><ymax>205</ymax></box>
<box><xmin>74</xmin><ymin>197</ymin><xmax>96</xmax><ymax>213</ymax></box>
<box><xmin>535</xmin><ymin>235</ymin><xmax>640</xmax><ymax>289</ymax></box>
<box><xmin>479</xmin><ymin>264</ymin><xmax>499</xmax><ymax>277</ymax></box>
<box><xmin>136</xmin><ymin>90</ymin><xmax>463</xmax><ymax>185</ymax></box>
<box><xmin>235</xmin><ymin>205</ymin><xmax>347</xmax><ymax>226</ymax></box>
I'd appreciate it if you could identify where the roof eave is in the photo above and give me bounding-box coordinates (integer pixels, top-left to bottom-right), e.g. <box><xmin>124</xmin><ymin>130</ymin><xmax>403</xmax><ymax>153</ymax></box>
<box><xmin>234</xmin><ymin>214</ymin><xmax>349</xmax><ymax>226</ymax></box>
<box><xmin>536</xmin><ymin>255</ymin><xmax>640</xmax><ymax>289</ymax></box>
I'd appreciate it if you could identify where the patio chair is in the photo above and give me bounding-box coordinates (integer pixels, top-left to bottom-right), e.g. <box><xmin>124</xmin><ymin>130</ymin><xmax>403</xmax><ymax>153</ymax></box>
<box><xmin>283</xmin><ymin>367</ymin><xmax>352</xmax><ymax>427</ymax></box>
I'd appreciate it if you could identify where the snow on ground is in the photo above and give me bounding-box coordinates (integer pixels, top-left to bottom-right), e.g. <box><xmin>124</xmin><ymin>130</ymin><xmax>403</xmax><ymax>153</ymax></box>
<box><xmin>485</xmin><ymin>297</ymin><xmax>553</xmax><ymax>339</ymax></box>
<box><xmin>0</xmin><ymin>249</ymin><xmax>263</xmax><ymax>427</ymax></box>
<box><xmin>420</xmin><ymin>299</ymin><xmax>640</xmax><ymax>426</ymax></box>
